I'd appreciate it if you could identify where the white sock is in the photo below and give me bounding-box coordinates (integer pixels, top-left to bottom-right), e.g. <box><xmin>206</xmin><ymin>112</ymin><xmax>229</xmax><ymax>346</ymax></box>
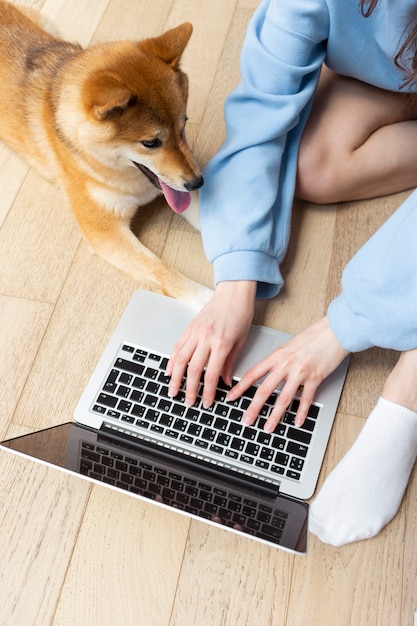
<box><xmin>309</xmin><ymin>397</ymin><xmax>417</xmax><ymax>546</ymax></box>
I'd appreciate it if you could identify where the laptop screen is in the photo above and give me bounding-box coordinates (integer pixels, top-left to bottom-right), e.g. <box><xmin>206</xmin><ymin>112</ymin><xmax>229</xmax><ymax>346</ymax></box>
<box><xmin>1</xmin><ymin>422</ymin><xmax>309</xmax><ymax>554</ymax></box>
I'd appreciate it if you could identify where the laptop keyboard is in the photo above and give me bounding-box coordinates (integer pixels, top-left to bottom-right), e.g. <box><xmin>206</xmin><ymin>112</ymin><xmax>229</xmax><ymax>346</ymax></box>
<box><xmin>90</xmin><ymin>344</ymin><xmax>321</xmax><ymax>486</ymax></box>
<box><xmin>79</xmin><ymin>439</ymin><xmax>289</xmax><ymax>545</ymax></box>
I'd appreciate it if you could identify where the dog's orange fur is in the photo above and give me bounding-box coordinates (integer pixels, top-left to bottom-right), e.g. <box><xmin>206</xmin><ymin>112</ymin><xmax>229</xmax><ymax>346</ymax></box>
<box><xmin>0</xmin><ymin>1</ymin><xmax>211</xmax><ymax>308</ymax></box>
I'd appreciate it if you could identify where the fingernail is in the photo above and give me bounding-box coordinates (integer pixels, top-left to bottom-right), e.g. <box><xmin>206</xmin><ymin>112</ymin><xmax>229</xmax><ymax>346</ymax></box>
<box><xmin>264</xmin><ymin>422</ymin><xmax>273</xmax><ymax>434</ymax></box>
<box><xmin>168</xmin><ymin>387</ymin><xmax>175</xmax><ymax>398</ymax></box>
<box><xmin>243</xmin><ymin>414</ymin><xmax>251</xmax><ymax>425</ymax></box>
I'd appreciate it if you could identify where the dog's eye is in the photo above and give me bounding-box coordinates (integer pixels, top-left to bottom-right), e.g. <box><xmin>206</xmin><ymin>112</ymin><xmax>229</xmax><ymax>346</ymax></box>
<box><xmin>141</xmin><ymin>138</ymin><xmax>162</xmax><ymax>149</ymax></box>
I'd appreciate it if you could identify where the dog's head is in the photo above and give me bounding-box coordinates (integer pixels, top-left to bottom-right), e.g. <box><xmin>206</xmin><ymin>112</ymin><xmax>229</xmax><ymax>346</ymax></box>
<box><xmin>62</xmin><ymin>23</ymin><xmax>203</xmax><ymax>213</ymax></box>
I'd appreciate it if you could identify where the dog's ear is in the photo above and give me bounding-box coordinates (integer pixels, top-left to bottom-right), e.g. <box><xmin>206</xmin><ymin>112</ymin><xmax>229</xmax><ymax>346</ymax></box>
<box><xmin>87</xmin><ymin>73</ymin><xmax>136</xmax><ymax>121</ymax></box>
<box><xmin>140</xmin><ymin>22</ymin><xmax>193</xmax><ymax>70</ymax></box>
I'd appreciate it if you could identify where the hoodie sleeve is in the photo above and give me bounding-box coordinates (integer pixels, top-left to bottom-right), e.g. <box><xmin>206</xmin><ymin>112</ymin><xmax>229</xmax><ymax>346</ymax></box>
<box><xmin>328</xmin><ymin>189</ymin><xmax>417</xmax><ymax>353</ymax></box>
<box><xmin>199</xmin><ymin>0</ymin><xmax>329</xmax><ymax>299</ymax></box>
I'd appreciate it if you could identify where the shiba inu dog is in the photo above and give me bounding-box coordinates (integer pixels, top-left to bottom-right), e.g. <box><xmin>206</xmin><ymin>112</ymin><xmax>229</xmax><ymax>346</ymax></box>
<box><xmin>0</xmin><ymin>0</ymin><xmax>211</xmax><ymax>308</ymax></box>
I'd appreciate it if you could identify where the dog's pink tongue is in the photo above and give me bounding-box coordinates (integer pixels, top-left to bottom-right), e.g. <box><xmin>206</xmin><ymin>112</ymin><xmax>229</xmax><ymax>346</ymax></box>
<box><xmin>159</xmin><ymin>180</ymin><xmax>191</xmax><ymax>214</ymax></box>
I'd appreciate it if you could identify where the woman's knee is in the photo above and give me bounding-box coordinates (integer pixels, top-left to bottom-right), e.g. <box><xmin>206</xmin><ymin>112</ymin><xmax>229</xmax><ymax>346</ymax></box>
<box><xmin>296</xmin><ymin>144</ymin><xmax>342</xmax><ymax>204</ymax></box>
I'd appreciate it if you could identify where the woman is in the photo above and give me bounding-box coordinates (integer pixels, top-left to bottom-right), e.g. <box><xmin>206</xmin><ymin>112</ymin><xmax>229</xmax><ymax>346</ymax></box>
<box><xmin>167</xmin><ymin>0</ymin><xmax>417</xmax><ymax>545</ymax></box>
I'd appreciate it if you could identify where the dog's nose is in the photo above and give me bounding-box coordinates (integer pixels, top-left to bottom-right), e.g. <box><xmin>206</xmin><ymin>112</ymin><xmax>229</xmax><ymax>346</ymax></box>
<box><xmin>185</xmin><ymin>175</ymin><xmax>204</xmax><ymax>191</ymax></box>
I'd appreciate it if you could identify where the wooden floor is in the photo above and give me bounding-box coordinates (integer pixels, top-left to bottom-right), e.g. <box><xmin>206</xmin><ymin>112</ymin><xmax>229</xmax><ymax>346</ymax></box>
<box><xmin>1</xmin><ymin>1</ymin><xmax>416</xmax><ymax>624</ymax></box>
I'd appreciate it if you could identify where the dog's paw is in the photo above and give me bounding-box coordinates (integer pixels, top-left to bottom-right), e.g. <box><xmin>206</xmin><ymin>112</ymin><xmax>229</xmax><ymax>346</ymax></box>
<box><xmin>181</xmin><ymin>283</ymin><xmax>213</xmax><ymax>311</ymax></box>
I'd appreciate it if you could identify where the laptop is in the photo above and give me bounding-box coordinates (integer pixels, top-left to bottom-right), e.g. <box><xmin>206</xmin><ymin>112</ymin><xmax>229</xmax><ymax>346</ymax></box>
<box><xmin>0</xmin><ymin>289</ymin><xmax>348</xmax><ymax>554</ymax></box>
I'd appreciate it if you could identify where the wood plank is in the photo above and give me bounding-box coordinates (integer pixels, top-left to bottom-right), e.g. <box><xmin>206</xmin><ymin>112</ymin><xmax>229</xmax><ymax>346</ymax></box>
<box><xmin>171</xmin><ymin>520</ymin><xmax>293</xmax><ymax>626</ymax></box>
<box><xmin>0</xmin><ymin>171</ymin><xmax>81</xmax><ymax>302</ymax></box>
<box><xmin>0</xmin><ymin>454</ymin><xmax>91</xmax><ymax>625</ymax></box>
<box><xmin>0</xmin><ymin>295</ymin><xmax>51</xmax><ymax>437</ymax></box>
<box><xmin>53</xmin><ymin>486</ymin><xmax>190</xmax><ymax>626</ymax></box>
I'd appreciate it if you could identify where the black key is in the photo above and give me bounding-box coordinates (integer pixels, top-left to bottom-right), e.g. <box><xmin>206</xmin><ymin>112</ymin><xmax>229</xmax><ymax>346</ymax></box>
<box><xmin>245</xmin><ymin>442</ymin><xmax>260</xmax><ymax>456</ymax></box>
<box><xmin>180</xmin><ymin>435</ymin><xmax>194</xmax><ymax>444</ymax></box>
<box><xmin>195</xmin><ymin>439</ymin><xmax>209</xmax><ymax>449</ymax></box>
<box><xmin>240</xmin><ymin>398</ymin><xmax>251</xmax><ymax>411</ymax></box>
<box><xmin>209</xmin><ymin>444</ymin><xmax>224</xmax><ymax>455</ymax></box>
<box><xmin>144</xmin><ymin>367</ymin><xmax>158</xmax><ymax>380</ymax></box>
<box><xmin>271</xmin><ymin>436</ymin><xmax>286</xmax><ymax>450</ymax></box>
<box><xmin>216</xmin><ymin>433</ymin><xmax>230</xmax><ymax>447</ymax></box>
<box><xmin>228</xmin><ymin>422</ymin><xmax>242</xmax><ymax>436</ymax></box>
<box><xmin>92</xmin><ymin>404</ymin><xmax>106</xmax><ymax>415</ymax></box>
<box><xmin>105</xmin><ymin>369</ymin><xmax>119</xmax><ymax>384</ymax></box>
<box><xmin>242</xmin><ymin>427</ymin><xmax>256</xmax><ymax>440</ymax></box>
<box><xmin>107</xmin><ymin>410</ymin><xmax>121</xmax><ymax>419</ymax></box>
<box><xmin>172</xmin><ymin>403</ymin><xmax>186</xmax><ymax>417</ymax></box>
<box><xmin>214</xmin><ymin>417</ymin><xmax>228</xmax><ymax>431</ymax></box>
<box><xmin>260</xmin><ymin>446</ymin><xmax>274</xmax><ymax>461</ymax></box>
<box><xmin>115</xmin><ymin>358</ymin><xmax>144</xmax><ymax>376</ymax></box>
<box><xmin>274</xmin><ymin>451</ymin><xmax>289</xmax><ymax>466</ymax></box>
<box><xmin>200</xmin><ymin>413</ymin><xmax>214</xmax><ymax>426</ymax></box>
<box><xmin>121</xmin><ymin>414</ymin><xmax>134</xmax><ymax>424</ymax></box>
<box><xmin>286</xmin><ymin>441</ymin><xmax>308</xmax><ymax>457</ymax></box>
<box><xmin>130</xmin><ymin>390</ymin><xmax>144</xmax><ymax>403</ymax></box>
<box><xmin>201</xmin><ymin>428</ymin><xmax>216</xmax><ymax>441</ymax></box>
<box><xmin>96</xmin><ymin>393</ymin><xmax>118</xmax><ymax>408</ymax></box>
<box><xmin>145</xmin><ymin>409</ymin><xmax>159</xmax><ymax>422</ymax></box>
<box><xmin>117</xmin><ymin>400</ymin><xmax>132</xmax><ymax>413</ymax></box>
<box><xmin>229</xmin><ymin>408</ymin><xmax>243</xmax><ymax>421</ymax></box>
<box><xmin>158</xmin><ymin>399</ymin><xmax>172</xmax><ymax>412</ymax></box>
<box><xmin>272</xmin><ymin>423</ymin><xmax>286</xmax><ymax>437</ymax></box>
<box><xmin>188</xmin><ymin>423</ymin><xmax>202</xmax><ymax>437</ymax></box>
<box><xmin>122</xmin><ymin>344</ymin><xmax>135</xmax><ymax>353</ymax></box>
<box><xmin>215</xmin><ymin>388</ymin><xmax>227</xmax><ymax>402</ymax></box>
<box><xmin>144</xmin><ymin>394</ymin><xmax>158</xmax><ymax>408</ymax></box>
<box><xmin>301</xmin><ymin>418</ymin><xmax>316</xmax><ymax>432</ymax></box>
<box><xmin>149</xmin><ymin>352</ymin><xmax>162</xmax><ymax>362</ymax></box>
<box><xmin>290</xmin><ymin>457</ymin><xmax>304</xmax><ymax>472</ymax></box>
<box><xmin>131</xmin><ymin>404</ymin><xmax>146</xmax><ymax>418</ymax></box>
<box><xmin>231</xmin><ymin>437</ymin><xmax>245</xmax><ymax>451</ymax></box>
<box><xmin>160</xmin><ymin>414</ymin><xmax>173</xmax><ymax>427</ymax></box>
<box><xmin>255</xmin><ymin>460</ymin><xmax>270</xmax><ymax>470</ymax></box>
<box><xmin>119</xmin><ymin>372</ymin><xmax>133</xmax><ymax>385</ymax></box>
<box><xmin>132</xmin><ymin>376</ymin><xmax>146</xmax><ymax>389</ymax></box>
<box><xmin>286</xmin><ymin>470</ymin><xmax>301</xmax><ymax>480</ymax></box>
<box><xmin>282</xmin><ymin>412</ymin><xmax>295</xmax><ymax>426</ymax></box>
<box><xmin>146</xmin><ymin>381</ymin><xmax>159</xmax><ymax>394</ymax></box>
<box><xmin>173</xmin><ymin>418</ymin><xmax>187</xmax><ymax>432</ymax></box>
<box><xmin>214</xmin><ymin>404</ymin><xmax>229</xmax><ymax>418</ymax></box>
<box><xmin>240</xmin><ymin>455</ymin><xmax>254</xmax><ymax>465</ymax></box>
<box><xmin>135</xmin><ymin>419</ymin><xmax>149</xmax><ymax>429</ymax></box>
<box><xmin>287</xmin><ymin>427</ymin><xmax>312</xmax><ymax>445</ymax></box>
<box><xmin>116</xmin><ymin>385</ymin><xmax>130</xmax><ymax>398</ymax></box>
<box><xmin>186</xmin><ymin>407</ymin><xmax>200</xmax><ymax>422</ymax></box>
<box><xmin>308</xmin><ymin>404</ymin><xmax>320</xmax><ymax>419</ymax></box>
<box><xmin>165</xmin><ymin>429</ymin><xmax>179</xmax><ymax>439</ymax></box>
<box><xmin>290</xmin><ymin>398</ymin><xmax>300</xmax><ymax>413</ymax></box>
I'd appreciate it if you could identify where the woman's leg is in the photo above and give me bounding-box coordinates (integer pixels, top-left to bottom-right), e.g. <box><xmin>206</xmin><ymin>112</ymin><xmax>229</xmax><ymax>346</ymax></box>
<box><xmin>296</xmin><ymin>67</ymin><xmax>417</xmax><ymax>203</ymax></box>
<box><xmin>309</xmin><ymin>349</ymin><xmax>417</xmax><ymax>546</ymax></box>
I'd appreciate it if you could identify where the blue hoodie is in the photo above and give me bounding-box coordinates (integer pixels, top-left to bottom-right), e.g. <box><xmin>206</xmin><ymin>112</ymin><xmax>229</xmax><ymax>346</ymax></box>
<box><xmin>199</xmin><ymin>0</ymin><xmax>417</xmax><ymax>352</ymax></box>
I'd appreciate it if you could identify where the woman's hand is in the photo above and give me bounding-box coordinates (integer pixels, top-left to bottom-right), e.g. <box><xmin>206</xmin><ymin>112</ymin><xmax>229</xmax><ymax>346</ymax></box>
<box><xmin>227</xmin><ymin>316</ymin><xmax>349</xmax><ymax>430</ymax></box>
<box><xmin>166</xmin><ymin>281</ymin><xmax>257</xmax><ymax>408</ymax></box>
